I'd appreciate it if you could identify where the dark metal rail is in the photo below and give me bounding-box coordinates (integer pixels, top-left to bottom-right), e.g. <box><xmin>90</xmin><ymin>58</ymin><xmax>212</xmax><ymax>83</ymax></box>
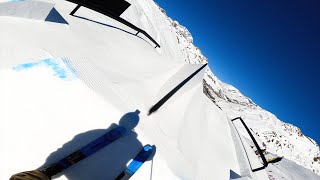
<box><xmin>148</xmin><ymin>64</ymin><xmax>207</xmax><ymax>115</ymax></box>
<box><xmin>67</xmin><ymin>0</ymin><xmax>161</xmax><ymax>48</ymax></box>
<box><xmin>231</xmin><ymin>117</ymin><xmax>268</xmax><ymax>172</ymax></box>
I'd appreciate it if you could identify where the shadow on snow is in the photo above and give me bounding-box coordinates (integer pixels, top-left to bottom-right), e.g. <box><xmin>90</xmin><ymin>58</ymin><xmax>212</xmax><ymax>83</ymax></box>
<box><xmin>72</xmin><ymin>15</ymin><xmax>153</xmax><ymax>47</ymax></box>
<box><xmin>39</xmin><ymin>110</ymin><xmax>155</xmax><ymax>180</ymax></box>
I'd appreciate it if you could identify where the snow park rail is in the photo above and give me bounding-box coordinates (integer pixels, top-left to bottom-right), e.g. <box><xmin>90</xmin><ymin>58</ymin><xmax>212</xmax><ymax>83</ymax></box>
<box><xmin>231</xmin><ymin>117</ymin><xmax>269</xmax><ymax>172</ymax></box>
<box><xmin>148</xmin><ymin>64</ymin><xmax>208</xmax><ymax>115</ymax></box>
<box><xmin>67</xmin><ymin>0</ymin><xmax>161</xmax><ymax>48</ymax></box>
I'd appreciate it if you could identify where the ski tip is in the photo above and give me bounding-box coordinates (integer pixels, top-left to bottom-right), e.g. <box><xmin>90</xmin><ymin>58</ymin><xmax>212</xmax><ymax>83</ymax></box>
<box><xmin>143</xmin><ymin>144</ymin><xmax>153</xmax><ymax>151</ymax></box>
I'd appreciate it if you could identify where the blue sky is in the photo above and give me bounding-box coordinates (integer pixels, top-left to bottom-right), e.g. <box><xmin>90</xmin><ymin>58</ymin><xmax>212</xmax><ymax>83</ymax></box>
<box><xmin>156</xmin><ymin>0</ymin><xmax>320</xmax><ymax>143</ymax></box>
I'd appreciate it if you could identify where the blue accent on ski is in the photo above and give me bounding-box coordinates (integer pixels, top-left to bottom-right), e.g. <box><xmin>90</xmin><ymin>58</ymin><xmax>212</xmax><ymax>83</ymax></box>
<box><xmin>41</xmin><ymin>126</ymin><xmax>126</xmax><ymax>177</ymax></box>
<box><xmin>143</xmin><ymin>145</ymin><xmax>152</xmax><ymax>151</ymax></box>
<box><xmin>126</xmin><ymin>145</ymin><xmax>153</xmax><ymax>174</ymax></box>
<box><xmin>80</xmin><ymin>127</ymin><xmax>126</xmax><ymax>156</ymax></box>
<box><xmin>126</xmin><ymin>161</ymin><xmax>143</xmax><ymax>175</ymax></box>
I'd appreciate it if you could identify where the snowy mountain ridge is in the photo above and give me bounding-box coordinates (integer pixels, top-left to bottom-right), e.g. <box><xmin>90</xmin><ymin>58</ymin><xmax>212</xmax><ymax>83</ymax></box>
<box><xmin>156</xmin><ymin>5</ymin><xmax>207</xmax><ymax>64</ymax></box>
<box><xmin>153</xmin><ymin>0</ymin><xmax>320</xmax><ymax>176</ymax></box>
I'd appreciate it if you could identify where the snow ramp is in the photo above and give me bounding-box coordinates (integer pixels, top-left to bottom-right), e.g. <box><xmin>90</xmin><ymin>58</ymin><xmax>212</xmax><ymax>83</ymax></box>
<box><xmin>0</xmin><ymin>0</ymin><xmax>269</xmax><ymax>179</ymax></box>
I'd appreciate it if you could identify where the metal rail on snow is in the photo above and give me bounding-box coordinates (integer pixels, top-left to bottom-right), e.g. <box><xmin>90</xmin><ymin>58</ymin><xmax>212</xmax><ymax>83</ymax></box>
<box><xmin>148</xmin><ymin>64</ymin><xmax>207</xmax><ymax>115</ymax></box>
<box><xmin>231</xmin><ymin>117</ymin><xmax>268</xmax><ymax>172</ymax></box>
<box><xmin>67</xmin><ymin>0</ymin><xmax>161</xmax><ymax>48</ymax></box>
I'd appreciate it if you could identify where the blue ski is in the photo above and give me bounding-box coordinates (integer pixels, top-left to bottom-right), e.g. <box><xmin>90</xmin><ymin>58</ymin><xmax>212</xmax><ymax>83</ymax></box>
<box><xmin>40</xmin><ymin>126</ymin><xmax>126</xmax><ymax>178</ymax></box>
<box><xmin>116</xmin><ymin>144</ymin><xmax>154</xmax><ymax>180</ymax></box>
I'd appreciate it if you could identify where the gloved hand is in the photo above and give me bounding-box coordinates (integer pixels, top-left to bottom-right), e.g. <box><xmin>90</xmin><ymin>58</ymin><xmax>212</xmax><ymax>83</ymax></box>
<box><xmin>10</xmin><ymin>170</ymin><xmax>50</xmax><ymax>180</ymax></box>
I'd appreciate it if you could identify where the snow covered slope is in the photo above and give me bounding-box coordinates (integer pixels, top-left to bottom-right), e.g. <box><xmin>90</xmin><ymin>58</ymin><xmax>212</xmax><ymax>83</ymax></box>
<box><xmin>265</xmin><ymin>155</ymin><xmax>320</xmax><ymax>180</ymax></box>
<box><xmin>1</xmin><ymin>0</ymin><xmax>319</xmax><ymax>179</ymax></box>
<box><xmin>203</xmin><ymin>69</ymin><xmax>320</xmax><ymax>176</ymax></box>
<box><xmin>0</xmin><ymin>0</ymin><xmax>239</xmax><ymax>179</ymax></box>
<box><xmin>129</xmin><ymin>0</ymin><xmax>320</xmax><ymax>177</ymax></box>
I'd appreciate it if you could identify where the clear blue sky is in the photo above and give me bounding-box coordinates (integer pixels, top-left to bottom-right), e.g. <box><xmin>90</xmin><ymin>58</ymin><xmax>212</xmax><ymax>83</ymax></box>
<box><xmin>156</xmin><ymin>0</ymin><xmax>320</xmax><ymax>143</ymax></box>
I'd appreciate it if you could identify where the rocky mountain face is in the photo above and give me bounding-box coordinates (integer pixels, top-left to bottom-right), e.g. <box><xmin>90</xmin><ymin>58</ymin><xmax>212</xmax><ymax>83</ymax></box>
<box><xmin>157</xmin><ymin>6</ymin><xmax>207</xmax><ymax>64</ymax></box>
<box><xmin>156</xmin><ymin>2</ymin><xmax>320</xmax><ymax>176</ymax></box>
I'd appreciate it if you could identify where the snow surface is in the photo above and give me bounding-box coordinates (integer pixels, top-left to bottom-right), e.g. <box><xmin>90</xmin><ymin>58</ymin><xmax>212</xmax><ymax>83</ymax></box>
<box><xmin>205</xmin><ymin>77</ymin><xmax>320</xmax><ymax>175</ymax></box>
<box><xmin>0</xmin><ymin>1</ymin><xmax>239</xmax><ymax>179</ymax></box>
<box><xmin>204</xmin><ymin>65</ymin><xmax>320</xmax><ymax>176</ymax></box>
<box><xmin>0</xmin><ymin>0</ymin><xmax>54</xmax><ymax>20</ymax></box>
<box><xmin>265</xmin><ymin>154</ymin><xmax>320</xmax><ymax>180</ymax></box>
<box><xmin>1</xmin><ymin>0</ymin><xmax>319</xmax><ymax>179</ymax></box>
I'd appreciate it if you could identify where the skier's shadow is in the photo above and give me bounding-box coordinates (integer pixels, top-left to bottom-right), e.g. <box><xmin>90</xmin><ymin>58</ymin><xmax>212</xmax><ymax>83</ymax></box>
<box><xmin>39</xmin><ymin>110</ymin><xmax>154</xmax><ymax>180</ymax></box>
